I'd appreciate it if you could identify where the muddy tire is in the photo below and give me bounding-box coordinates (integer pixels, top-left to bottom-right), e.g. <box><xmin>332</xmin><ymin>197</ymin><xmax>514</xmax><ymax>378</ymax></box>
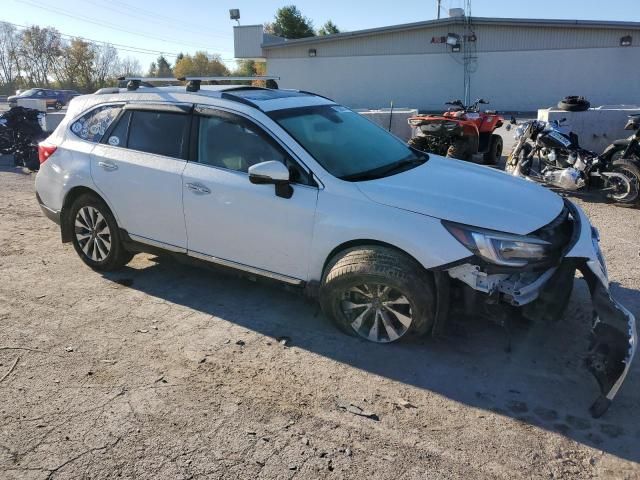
<box><xmin>446</xmin><ymin>138</ymin><xmax>469</xmax><ymax>160</ymax></box>
<box><xmin>69</xmin><ymin>193</ymin><xmax>133</xmax><ymax>271</ymax></box>
<box><xmin>319</xmin><ymin>246</ymin><xmax>435</xmax><ymax>343</ymax></box>
<box><xmin>609</xmin><ymin>159</ymin><xmax>640</xmax><ymax>207</ymax></box>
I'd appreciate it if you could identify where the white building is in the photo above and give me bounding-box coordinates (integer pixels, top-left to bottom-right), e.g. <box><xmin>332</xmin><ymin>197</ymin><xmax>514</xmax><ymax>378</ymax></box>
<box><xmin>233</xmin><ymin>14</ymin><xmax>640</xmax><ymax>112</ymax></box>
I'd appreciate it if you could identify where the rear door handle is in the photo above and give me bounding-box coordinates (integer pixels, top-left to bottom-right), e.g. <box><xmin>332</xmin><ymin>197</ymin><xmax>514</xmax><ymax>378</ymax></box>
<box><xmin>185</xmin><ymin>182</ymin><xmax>211</xmax><ymax>195</ymax></box>
<box><xmin>98</xmin><ymin>161</ymin><xmax>118</xmax><ymax>171</ymax></box>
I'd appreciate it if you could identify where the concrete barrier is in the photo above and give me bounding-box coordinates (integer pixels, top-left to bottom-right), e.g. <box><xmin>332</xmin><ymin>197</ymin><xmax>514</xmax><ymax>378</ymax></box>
<box><xmin>42</xmin><ymin>112</ymin><xmax>65</xmax><ymax>133</ymax></box>
<box><xmin>538</xmin><ymin>106</ymin><xmax>640</xmax><ymax>154</ymax></box>
<box><xmin>17</xmin><ymin>98</ymin><xmax>47</xmax><ymax>111</ymax></box>
<box><xmin>357</xmin><ymin>108</ymin><xmax>418</xmax><ymax>141</ymax></box>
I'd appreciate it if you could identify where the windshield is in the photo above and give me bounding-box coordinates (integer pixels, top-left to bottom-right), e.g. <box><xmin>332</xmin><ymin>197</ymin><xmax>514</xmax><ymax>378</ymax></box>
<box><xmin>19</xmin><ymin>89</ymin><xmax>38</xmax><ymax>97</ymax></box>
<box><xmin>269</xmin><ymin>105</ymin><xmax>426</xmax><ymax>181</ymax></box>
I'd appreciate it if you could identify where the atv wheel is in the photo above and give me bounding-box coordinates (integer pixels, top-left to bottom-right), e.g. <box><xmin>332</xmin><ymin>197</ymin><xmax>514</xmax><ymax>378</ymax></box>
<box><xmin>446</xmin><ymin>136</ymin><xmax>475</xmax><ymax>161</ymax></box>
<box><xmin>608</xmin><ymin>159</ymin><xmax>640</xmax><ymax>206</ymax></box>
<box><xmin>320</xmin><ymin>246</ymin><xmax>435</xmax><ymax>343</ymax></box>
<box><xmin>484</xmin><ymin>134</ymin><xmax>503</xmax><ymax>165</ymax></box>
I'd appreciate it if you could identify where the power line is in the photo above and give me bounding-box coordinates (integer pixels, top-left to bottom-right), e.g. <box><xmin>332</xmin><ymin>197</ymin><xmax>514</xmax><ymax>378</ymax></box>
<box><xmin>4</xmin><ymin>21</ymin><xmax>181</xmax><ymax>58</ymax></box>
<box><xmin>13</xmin><ymin>0</ymin><xmax>233</xmax><ymax>53</ymax></box>
<box><xmin>102</xmin><ymin>0</ymin><xmax>232</xmax><ymax>39</ymax></box>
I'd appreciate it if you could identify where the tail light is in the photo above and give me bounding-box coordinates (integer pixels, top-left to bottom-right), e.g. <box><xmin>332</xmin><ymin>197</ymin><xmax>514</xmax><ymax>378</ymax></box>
<box><xmin>38</xmin><ymin>143</ymin><xmax>57</xmax><ymax>164</ymax></box>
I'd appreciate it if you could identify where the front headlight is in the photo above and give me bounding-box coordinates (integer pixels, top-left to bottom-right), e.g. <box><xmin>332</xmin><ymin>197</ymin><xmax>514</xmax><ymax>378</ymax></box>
<box><xmin>514</xmin><ymin>125</ymin><xmax>525</xmax><ymax>140</ymax></box>
<box><xmin>443</xmin><ymin>221</ymin><xmax>552</xmax><ymax>267</ymax></box>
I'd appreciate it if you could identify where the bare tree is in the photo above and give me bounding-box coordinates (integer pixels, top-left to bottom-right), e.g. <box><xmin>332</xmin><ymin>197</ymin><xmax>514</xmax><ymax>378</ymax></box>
<box><xmin>92</xmin><ymin>44</ymin><xmax>119</xmax><ymax>89</ymax></box>
<box><xmin>0</xmin><ymin>22</ymin><xmax>20</xmax><ymax>92</ymax></box>
<box><xmin>118</xmin><ymin>56</ymin><xmax>142</xmax><ymax>78</ymax></box>
<box><xmin>20</xmin><ymin>26</ymin><xmax>62</xmax><ymax>86</ymax></box>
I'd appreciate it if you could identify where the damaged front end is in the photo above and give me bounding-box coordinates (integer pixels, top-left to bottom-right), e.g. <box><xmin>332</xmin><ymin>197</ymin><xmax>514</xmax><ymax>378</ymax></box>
<box><xmin>443</xmin><ymin>201</ymin><xmax>636</xmax><ymax>418</ymax></box>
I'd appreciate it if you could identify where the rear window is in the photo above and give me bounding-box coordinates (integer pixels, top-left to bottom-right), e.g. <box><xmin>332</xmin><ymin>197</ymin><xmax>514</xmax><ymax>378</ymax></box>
<box><xmin>127</xmin><ymin>110</ymin><xmax>189</xmax><ymax>158</ymax></box>
<box><xmin>71</xmin><ymin>105</ymin><xmax>122</xmax><ymax>143</ymax></box>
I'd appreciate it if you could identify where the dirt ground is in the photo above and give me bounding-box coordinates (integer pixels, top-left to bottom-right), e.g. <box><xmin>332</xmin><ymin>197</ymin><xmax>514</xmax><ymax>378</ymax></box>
<box><xmin>1</xmin><ymin>155</ymin><xmax>639</xmax><ymax>480</ymax></box>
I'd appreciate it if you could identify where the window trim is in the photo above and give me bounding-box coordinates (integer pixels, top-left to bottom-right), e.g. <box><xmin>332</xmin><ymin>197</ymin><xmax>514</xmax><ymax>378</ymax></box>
<box><xmin>191</xmin><ymin>105</ymin><xmax>319</xmax><ymax>188</ymax></box>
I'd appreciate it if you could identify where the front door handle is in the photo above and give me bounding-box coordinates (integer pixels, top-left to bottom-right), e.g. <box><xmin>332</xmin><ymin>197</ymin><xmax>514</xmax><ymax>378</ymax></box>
<box><xmin>98</xmin><ymin>161</ymin><xmax>118</xmax><ymax>171</ymax></box>
<box><xmin>185</xmin><ymin>182</ymin><xmax>211</xmax><ymax>195</ymax></box>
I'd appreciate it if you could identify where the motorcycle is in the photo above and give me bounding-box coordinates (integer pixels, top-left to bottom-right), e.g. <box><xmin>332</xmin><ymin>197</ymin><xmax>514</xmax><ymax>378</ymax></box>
<box><xmin>601</xmin><ymin>113</ymin><xmax>640</xmax><ymax>165</ymax></box>
<box><xmin>505</xmin><ymin>118</ymin><xmax>640</xmax><ymax>206</ymax></box>
<box><xmin>408</xmin><ymin>99</ymin><xmax>504</xmax><ymax>164</ymax></box>
<box><xmin>0</xmin><ymin>106</ymin><xmax>47</xmax><ymax>171</ymax></box>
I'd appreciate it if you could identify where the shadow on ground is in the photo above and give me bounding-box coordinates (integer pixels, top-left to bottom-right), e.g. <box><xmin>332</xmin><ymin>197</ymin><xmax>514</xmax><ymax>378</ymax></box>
<box><xmin>103</xmin><ymin>254</ymin><xmax>640</xmax><ymax>463</ymax></box>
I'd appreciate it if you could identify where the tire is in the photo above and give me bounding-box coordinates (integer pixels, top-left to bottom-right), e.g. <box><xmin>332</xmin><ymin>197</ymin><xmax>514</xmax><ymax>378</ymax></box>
<box><xmin>69</xmin><ymin>193</ymin><xmax>133</xmax><ymax>271</ymax></box>
<box><xmin>484</xmin><ymin>134</ymin><xmax>503</xmax><ymax>165</ymax></box>
<box><xmin>54</xmin><ymin>101</ymin><xmax>63</xmax><ymax>110</ymax></box>
<box><xmin>608</xmin><ymin>159</ymin><xmax>640</xmax><ymax>206</ymax></box>
<box><xmin>557</xmin><ymin>96</ymin><xmax>590</xmax><ymax>112</ymax></box>
<box><xmin>319</xmin><ymin>246</ymin><xmax>435</xmax><ymax>343</ymax></box>
<box><xmin>505</xmin><ymin>144</ymin><xmax>532</xmax><ymax>176</ymax></box>
<box><xmin>446</xmin><ymin>137</ymin><xmax>470</xmax><ymax>160</ymax></box>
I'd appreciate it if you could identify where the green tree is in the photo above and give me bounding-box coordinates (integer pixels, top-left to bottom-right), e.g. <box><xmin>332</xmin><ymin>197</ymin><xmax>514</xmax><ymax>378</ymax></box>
<box><xmin>318</xmin><ymin>20</ymin><xmax>340</xmax><ymax>36</ymax></box>
<box><xmin>55</xmin><ymin>38</ymin><xmax>95</xmax><ymax>90</ymax></box>
<box><xmin>156</xmin><ymin>55</ymin><xmax>172</xmax><ymax>77</ymax></box>
<box><xmin>20</xmin><ymin>26</ymin><xmax>62</xmax><ymax>86</ymax></box>
<box><xmin>147</xmin><ymin>61</ymin><xmax>157</xmax><ymax>77</ymax></box>
<box><xmin>266</xmin><ymin>5</ymin><xmax>315</xmax><ymax>39</ymax></box>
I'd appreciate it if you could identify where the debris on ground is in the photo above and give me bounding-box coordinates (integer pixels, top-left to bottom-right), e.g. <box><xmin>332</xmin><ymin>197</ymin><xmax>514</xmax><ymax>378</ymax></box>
<box><xmin>235</xmin><ymin>340</ymin><xmax>246</xmax><ymax>346</ymax></box>
<box><xmin>337</xmin><ymin>400</ymin><xmax>380</xmax><ymax>421</ymax></box>
<box><xmin>276</xmin><ymin>336</ymin><xmax>291</xmax><ymax>347</ymax></box>
<box><xmin>395</xmin><ymin>398</ymin><xmax>417</xmax><ymax>409</ymax></box>
<box><xmin>65</xmin><ymin>346</ymin><xmax>74</xmax><ymax>352</ymax></box>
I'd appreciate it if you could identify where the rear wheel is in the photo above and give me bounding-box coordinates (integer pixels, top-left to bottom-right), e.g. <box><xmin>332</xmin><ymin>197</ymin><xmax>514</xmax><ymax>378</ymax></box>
<box><xmin>319</xmin><ymin>246</ymin><xmax>435</xmax><ymax>343</ymax></box>
<box><xmin>54</xmin><ymin>101</ymin><xmax>63</xmax><ymax>110</ymax></box>
<box><xmin>69</xmin><ymin>193</ymin><xmax>133</xmax><ymax>271</ymax></box>
<box><xmin>608</xmin><ymin>159</ymin><xmax>640</xmax><ymax>206</ymax></box>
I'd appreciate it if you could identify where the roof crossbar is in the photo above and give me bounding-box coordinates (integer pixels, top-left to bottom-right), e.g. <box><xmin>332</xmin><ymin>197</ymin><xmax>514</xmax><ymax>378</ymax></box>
<box><xmin>177</xmin><ymin>76</ymin><xmax>280</xmax><ymax>92</ymax></box>
<box><xmin>115</xmin><ymin>76</ymin><xmax>281</xmax><ymax>92</ymax></box>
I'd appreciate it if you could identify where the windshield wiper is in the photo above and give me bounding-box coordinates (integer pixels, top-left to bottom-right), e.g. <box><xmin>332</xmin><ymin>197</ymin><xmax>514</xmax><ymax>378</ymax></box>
<box><xmin>341</xmin><ymin>155</ymin><xmax>428</xmax><ymax>182</ymax></box>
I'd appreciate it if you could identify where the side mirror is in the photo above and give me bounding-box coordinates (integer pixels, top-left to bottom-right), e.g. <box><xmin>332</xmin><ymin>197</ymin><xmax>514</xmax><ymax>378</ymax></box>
<box><xmin>248</xmin><ymin>161</ymin><xmax>293</xmax><ymax>199</ymax></box>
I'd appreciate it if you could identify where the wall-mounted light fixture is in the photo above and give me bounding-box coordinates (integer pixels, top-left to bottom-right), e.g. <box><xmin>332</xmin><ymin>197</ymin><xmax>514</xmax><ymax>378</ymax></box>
<box><xmin>446</xmin><ymin>33</ymin><xmax>461</xmax><ymax>52</ymax></box>
<box><xmin>308</xmin><ymin>48</ymin><xmax>317</xmax><ymax>57</ymax></box>
<box><xmin>229</xmin><ymin>9</ymin><xmax>240</xmax><ymax>25</ymax></box>
<box><xmin>620</xmin><ymin>35</ymin><xmax>632</xmax><ymax>47</ymax></box>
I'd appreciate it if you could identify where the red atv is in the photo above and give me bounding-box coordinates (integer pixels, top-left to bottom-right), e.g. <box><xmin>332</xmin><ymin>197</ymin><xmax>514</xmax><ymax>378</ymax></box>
<box><xmin>408</xmin><ymin>99</ymin><xmax>504</xmax><ymax>164</ymax></box>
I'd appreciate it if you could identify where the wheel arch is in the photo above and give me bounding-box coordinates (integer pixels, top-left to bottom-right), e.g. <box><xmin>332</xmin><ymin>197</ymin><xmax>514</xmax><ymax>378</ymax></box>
<box><xmin>60</xmin><ymin>186</ymin><xmax>113</xmax><ymax>243</ymax></box>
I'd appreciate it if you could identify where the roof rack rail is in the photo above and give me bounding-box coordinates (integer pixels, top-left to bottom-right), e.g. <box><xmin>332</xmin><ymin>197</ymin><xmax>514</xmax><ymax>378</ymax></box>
<box><xmin>117</xmin><ymin>76</ymin><xmax>180</xmax><ymax>91</ymax></box>
<box><xmin>177</xmin><ymin>76</ymin><xmax>280</xmax><ymax>92</ymax></box>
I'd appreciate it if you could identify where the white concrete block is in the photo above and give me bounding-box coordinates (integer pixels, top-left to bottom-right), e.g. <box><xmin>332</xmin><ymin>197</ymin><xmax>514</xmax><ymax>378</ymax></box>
<box><xmin>17</xmin><ymin>98</ymin><xmax>47</xmax><ymax>111</ymax></box>
<box><xmin>538</xmin><ymin>106</ymin><xmax>640</xmax><ymax>154</ymax></box>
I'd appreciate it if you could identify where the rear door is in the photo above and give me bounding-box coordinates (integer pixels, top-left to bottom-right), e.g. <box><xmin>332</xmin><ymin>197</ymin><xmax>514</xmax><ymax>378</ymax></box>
<box><xmin>90</xmin><ymin>104</ymin><xmax>191</xmax><ymax>250</ymax></box>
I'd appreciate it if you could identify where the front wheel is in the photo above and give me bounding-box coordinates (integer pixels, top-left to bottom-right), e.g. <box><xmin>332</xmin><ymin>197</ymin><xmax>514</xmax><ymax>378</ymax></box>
<box><xmin>54</xmin><ymin>101</ymin><xmax>63</xmax><ymax>110</ymax></box>
<box><xmin>69</xmin><ymin>193</ymin><xmax>134</xmax><ymax>270</ymax></box>
<box><xmin>608</xmin><ymin>159</ymin><xmax>640</xmax><ymax>206</ymax></box>
<box><xmin>484</xmin><ymin>134</ymin><xmax>503</xmax><ymax>165</ymax></box>
<box><xmin>319</xmin><ymin>246</ymin><xmax>435</xmax><ymax>343</ymax></box>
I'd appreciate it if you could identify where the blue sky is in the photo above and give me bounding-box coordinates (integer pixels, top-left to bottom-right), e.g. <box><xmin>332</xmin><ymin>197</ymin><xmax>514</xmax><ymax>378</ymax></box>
<box><xmin>3</xmin><ymin>0</ymin><xmax>638</xmax><ymax>71</ymax></box>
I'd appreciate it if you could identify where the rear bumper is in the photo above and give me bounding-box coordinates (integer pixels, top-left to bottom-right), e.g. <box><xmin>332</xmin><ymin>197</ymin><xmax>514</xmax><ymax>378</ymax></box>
<box><xmin>36</xmin><ymin>191</ymin><xmax>60</xmax><ymax>225</ymax></box>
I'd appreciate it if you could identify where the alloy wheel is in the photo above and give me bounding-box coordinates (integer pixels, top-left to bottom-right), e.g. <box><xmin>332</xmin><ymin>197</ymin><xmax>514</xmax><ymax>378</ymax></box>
<box><xmin>340</xmin><ymin>283</ymin><xmax>413</xmax><ymax>343</ymax></box>
<box><xmin>75</xmin><ymin>206</ymin><xmax>111</xmax><ymax>262</ymax></box>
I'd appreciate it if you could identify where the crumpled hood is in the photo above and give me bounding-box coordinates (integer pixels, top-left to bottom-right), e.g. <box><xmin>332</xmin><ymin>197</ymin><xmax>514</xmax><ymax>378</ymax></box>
<box><xmin>356</xmin><ymin>155</ymin><xmax>564</xmax><ymax>235</ymax></box>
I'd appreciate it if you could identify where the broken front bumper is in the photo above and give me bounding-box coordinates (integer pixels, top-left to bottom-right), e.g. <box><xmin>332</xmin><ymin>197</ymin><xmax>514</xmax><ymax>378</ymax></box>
<box><xmin>446</xmin><ymin>201</ymin><xmax>636</xmax><ymax>418</ymax></box>
<box><xmin>566</xmin><ymin>203</ymin><xmax>637</xmax><ymax>418</ymax></box>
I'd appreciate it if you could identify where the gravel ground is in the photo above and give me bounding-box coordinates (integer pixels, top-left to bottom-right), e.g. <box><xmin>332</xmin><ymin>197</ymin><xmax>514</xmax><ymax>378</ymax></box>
<box><xmin>0</xmin><ymin>155</ymin><xmax>639</xmax><ymax>480</ymax></box>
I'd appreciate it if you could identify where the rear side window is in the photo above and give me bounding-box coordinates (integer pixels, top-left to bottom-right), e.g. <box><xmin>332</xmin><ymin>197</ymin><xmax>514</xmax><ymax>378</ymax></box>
<box><xmin>127</xmin><ymin>110</ymin><xmax>189</xmax><ymax>158</ymax></box>
<box><xmin>71</xmin><ymin>105</ymin><xmax>122</xmax><ymax>143</ymax></box>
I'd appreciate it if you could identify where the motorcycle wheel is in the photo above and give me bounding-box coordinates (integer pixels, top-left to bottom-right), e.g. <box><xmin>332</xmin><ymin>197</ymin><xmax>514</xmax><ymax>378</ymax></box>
<box><xmin>505</xmin><ymin>144</ymin><xmax>532</xmax><ymax>176</ymax></box>
<box><xmin>608</xmin><ymin>159</ymin><xmax>640</xmax><ymax>206</ymax></box>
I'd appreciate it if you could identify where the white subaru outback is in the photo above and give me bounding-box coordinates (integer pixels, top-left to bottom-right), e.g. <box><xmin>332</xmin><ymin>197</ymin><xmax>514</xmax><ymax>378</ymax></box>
<box><xmin>35</xmin><ymin>82</ymin><xmax>635</xmax><ymax>417</ymax></box>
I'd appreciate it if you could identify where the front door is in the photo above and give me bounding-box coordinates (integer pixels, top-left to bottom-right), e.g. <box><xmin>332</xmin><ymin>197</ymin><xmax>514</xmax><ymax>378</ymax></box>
<box><xmin>182</xmin><ymin>108</ymin><xmax>318</xmax><ymax>281</ymax></box>
<box><xmin>90</xmin><ymin>105</ymin><xmax>191</xmax><ymax>249</ymax></box>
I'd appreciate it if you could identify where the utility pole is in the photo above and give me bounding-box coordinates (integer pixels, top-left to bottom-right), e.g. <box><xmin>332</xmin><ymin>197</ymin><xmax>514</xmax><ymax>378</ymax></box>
<box><xmin>437</xmin><ymin>0</ymin><xmax>442</xmax><ymax>19</ymax></box>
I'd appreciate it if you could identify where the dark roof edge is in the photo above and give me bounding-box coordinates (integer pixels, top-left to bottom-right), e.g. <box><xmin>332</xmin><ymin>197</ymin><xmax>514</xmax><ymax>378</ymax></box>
<box><xmin>262</xmin><ymin>16</ymin><xmax>640</xmax><ymax>49</ymax></box>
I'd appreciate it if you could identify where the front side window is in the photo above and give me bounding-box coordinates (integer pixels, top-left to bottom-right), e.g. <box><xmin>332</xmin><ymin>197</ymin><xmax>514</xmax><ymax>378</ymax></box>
<box><xmin>70</xmin><ymin>104</ymin><xmax>122</xmax><ymax>143</ymax></box>
<box><xmin>127</xmin><ymin>110</ymin><xmax>189</xmax><ymax>158</ymax></box>
<box><xmin>196</xmin><ymin>112</ymin><xmax>312</xmax><ymax>184</ymax></box>
<box><xmin>269</xmin><ymin>105</ymin><xmax>427</xmax><ymax>181</ymax></box>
